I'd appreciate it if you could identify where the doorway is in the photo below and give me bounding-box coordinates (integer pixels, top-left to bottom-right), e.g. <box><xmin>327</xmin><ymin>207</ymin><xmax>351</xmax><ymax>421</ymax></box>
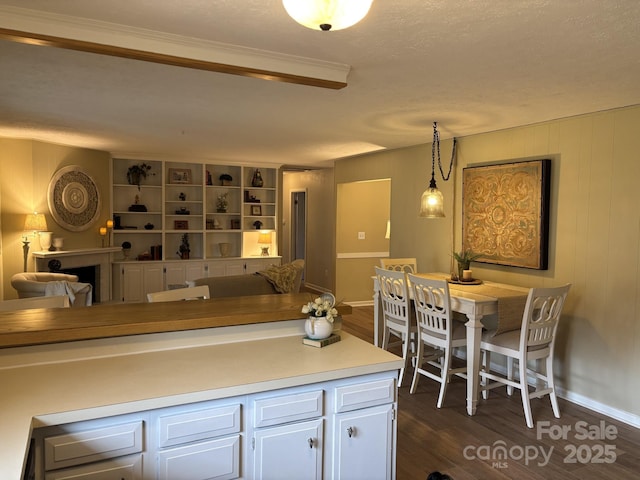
<box><xmin>291</xmin><ymin>190</ymin><xmax>307</xmax><ymax>271</ymax></box>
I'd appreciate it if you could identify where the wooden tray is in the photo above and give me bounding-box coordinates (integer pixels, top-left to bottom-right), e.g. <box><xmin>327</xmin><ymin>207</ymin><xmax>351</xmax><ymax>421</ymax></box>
<box><xmin>447</xmin><ymin>278</ymin><xmax>483</xmax><ymax>285</ymax></box>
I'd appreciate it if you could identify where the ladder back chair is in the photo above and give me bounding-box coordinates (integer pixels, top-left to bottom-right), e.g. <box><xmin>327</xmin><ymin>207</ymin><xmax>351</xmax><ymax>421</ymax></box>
<box><xmin>379</xmin><ymin>258</ymin><xmax>417</xmax><ymax>274</ymax></box>
<box><xmin>480</xmin><ymin>284</ymin><xmax>571</xmax><ymax>428</ymax></box>
<box><xmin>374</xmin><ymin>266</ymin><xmax>416</xmax><ymax>386</ymax></box>
<box><xmin>147</xmin><ymin>285</ymin><xmax>210</xmax><ymax>303</ymax></box>
<box><xmin>408</xmin><ymin>274</ymin><xmax>467</xmax><ymax>407</ymax></box>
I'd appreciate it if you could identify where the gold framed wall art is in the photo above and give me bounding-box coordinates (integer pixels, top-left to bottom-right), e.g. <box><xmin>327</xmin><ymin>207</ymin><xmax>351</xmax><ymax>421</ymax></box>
<box><xmin>462</xmin><ymin>159</ymin><xmax>551</xmax><ymax>269</ymax></box>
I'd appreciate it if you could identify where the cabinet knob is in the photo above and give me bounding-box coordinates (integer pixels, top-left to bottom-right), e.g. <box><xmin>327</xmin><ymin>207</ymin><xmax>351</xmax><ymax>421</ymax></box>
<box><xmin>347</xmin><ymin>426</ymin><xmax>355</xmax><ymax>438</ymax></box>
<box><xmin>308</xmin><ymin>437</ymin><xmax>314</xmax><ymax>449</ymax></box>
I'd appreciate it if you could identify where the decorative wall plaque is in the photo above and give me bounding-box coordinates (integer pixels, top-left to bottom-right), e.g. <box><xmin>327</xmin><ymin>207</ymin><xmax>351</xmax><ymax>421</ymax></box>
<box><xmin>48</xmin><ymin>165</ymin><xmax>102</xmax><ymax>231</ymax></box>
<box><xmin>462</xmin><ymin>159</ymin><xmax>551</xmax><ymax>269</ymax></box>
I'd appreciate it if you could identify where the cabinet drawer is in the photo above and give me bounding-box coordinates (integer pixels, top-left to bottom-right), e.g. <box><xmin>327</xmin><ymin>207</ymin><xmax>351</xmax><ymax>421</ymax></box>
<box><xmin>157</xmin><ymin>435</ymin><xmax>241</xmax><ymax>480</ymax></box>
<box><xmin>334</xmin><ymin>378</ymin><xmax>395</xmax><ymax>413</ymax></box>
<box><xmin>254</xmin><ymin>390</ymin><xmax>323</xmax><ymax>428</ymax></box>
<box><xmin>158</xmin><ymin>403</ymin><xmax>241</xmax><ymax>448</ymax></box>
<box><xmin>44</xmin><ymin>421</ymin><xmax>143</xmax><ymax>471</ymax></box>
<box><xmin>44</xmin><ymin>454</ymin><xmax>142</xmax><ymax>480</ymax></box>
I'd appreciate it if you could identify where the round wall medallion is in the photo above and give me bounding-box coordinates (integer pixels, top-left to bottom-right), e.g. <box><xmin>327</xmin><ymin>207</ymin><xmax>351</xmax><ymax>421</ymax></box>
<box><xmin>48</xmin><ymin>165</ymin><xmax>102</xmax><ymax>232</ymax></box>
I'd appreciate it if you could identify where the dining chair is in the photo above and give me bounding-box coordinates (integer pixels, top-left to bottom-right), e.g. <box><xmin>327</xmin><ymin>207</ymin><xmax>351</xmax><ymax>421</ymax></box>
<box><xmin>0</xmin><ymin>295</ymin><xmax>71</xmax><ymax>311</ymax></box>
<box><xmin>379</xmin><ymin>258</ymin><xmax>417</xmax><ymax>274</ymax></box>
<box><xmin>374</xmin><ymin>266</ymin><xmax>416</xmax><ymax>386</ymax></box>
<box><xmin>146</xmin><ymin>285</ymin><xmax>210</xmax><ymax>303</ymax></box>
<box><xmin>480</xmin><ymin>284</ymin><xmax>571</xmax><ymax>428</ymax></box>
<box><xmin>407</xmin><ymin>274</ymin><xmax>467</xmax><ymax>407</ymax></box>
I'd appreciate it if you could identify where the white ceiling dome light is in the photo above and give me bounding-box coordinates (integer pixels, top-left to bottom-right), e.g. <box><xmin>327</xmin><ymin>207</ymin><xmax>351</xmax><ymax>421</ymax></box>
<box><xmin>283</xmin><ymin>0</ymin><xmax>374</xmax><ymax>31</ymax></box>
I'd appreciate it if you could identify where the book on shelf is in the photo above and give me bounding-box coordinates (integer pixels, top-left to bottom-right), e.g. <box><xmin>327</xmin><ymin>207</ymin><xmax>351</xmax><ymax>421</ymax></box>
<box><xmin>302</xmin><ymin>333</ymin><xmax>341</xmax><ymax>348</ymax></box>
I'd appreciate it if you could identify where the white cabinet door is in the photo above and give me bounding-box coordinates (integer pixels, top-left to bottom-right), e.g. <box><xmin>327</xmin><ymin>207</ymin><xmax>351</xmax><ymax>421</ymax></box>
<box><xmin>253</xmin><ymin>418</ymin><xmax>323</xmax><ymax>480</ymax></box>
<box><xmin>185</xmin><ymin>262</ymin><xmax>205</xmax><ymax>283</ymax></box>
<box><xmin>164</xmin><ymin>263</ymin><xmax>186</xmax><ymax>288</ymax></box>
<box><xmin>143</xmin><ymin>263</ymin><xmax>164</xmax><ymax>297</ymax></box>
<box><xmin>121</xmin><ymin>264</ymin><xmax>144</xmax><ymax>303</ymax></box>
<box><xmin>333</xmin><ymin>404</ymin><xmax>395</xmax><ymax>480</ymax></box>
<box><xmin>225</xmin><ymin>261</ymin><xmax>245</xmax><ymax>276</ymax></box>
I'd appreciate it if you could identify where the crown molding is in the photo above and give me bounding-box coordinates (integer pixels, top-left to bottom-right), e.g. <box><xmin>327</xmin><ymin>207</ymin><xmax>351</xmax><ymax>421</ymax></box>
<box><xmin>0</xmin><ymin>5</ymin><xmax>349</xmax><ymax>89</ymax></box>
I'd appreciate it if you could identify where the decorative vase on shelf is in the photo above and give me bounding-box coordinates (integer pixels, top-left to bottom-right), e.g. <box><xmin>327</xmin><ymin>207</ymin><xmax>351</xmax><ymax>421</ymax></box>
<box><xmin>304</xmin><ymin>316</ymin><xmax>333</xmax><ymax>340</ymax></box>
<box><xmin>251</xmin><ymin>169</ymin><xmax>263</xmax><ymax>187</ymax></box>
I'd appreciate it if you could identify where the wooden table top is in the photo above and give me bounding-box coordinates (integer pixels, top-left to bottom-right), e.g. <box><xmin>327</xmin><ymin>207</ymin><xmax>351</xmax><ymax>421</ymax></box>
<box><xmin>0</xmin><ymin>293</ymin><xmax>351</xmax><ymax>349</ymax></box>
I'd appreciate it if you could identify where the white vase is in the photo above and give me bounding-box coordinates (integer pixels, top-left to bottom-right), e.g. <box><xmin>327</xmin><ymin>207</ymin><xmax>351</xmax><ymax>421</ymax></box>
<box><xmin>39</xmin><ymin>231</ymin><xmax>53</xmax><ymax>251</ymax></box>
<box><xmin>304</xmin><ymin>316</ymin><xmax>333</xmax><ymax>340</ymax></box>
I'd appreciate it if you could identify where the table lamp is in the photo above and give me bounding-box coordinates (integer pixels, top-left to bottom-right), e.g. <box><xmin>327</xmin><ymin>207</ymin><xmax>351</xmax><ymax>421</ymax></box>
<box><xmin>23</xmin><ymin>212</ymin><xmax>48</xmax><ymax>271</ymax></box>
<box><xmin>257</xmin><ymin>231</ymin><xmax>272</xmax><ymax>256</ymax></box>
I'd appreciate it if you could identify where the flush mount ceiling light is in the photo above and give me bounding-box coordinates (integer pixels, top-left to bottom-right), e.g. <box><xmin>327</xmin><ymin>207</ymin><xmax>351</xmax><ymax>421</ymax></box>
<box><xmin>419</xmin><ymin>122</ymin><xmax>457</xmax><ymax>218</ymax></box>
<box><xmin>283</xmin><ymin>0</ymin><xmax>374</xmax><ymax>31</ymax></box>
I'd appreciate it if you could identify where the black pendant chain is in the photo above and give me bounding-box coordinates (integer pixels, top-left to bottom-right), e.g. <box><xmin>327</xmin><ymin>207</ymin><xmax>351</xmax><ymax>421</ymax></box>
<box><xmin>432</xmin><ymin>122</ymin><xmax>456</xmax><ymax>181</ymax></box>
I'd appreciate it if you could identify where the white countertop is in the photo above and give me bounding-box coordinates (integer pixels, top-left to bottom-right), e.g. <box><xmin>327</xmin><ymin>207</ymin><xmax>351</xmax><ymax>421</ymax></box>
<box><xmin>0</xmin><ymin>322</ymin><xmax>401</xmax><ymax>479</ymax></box>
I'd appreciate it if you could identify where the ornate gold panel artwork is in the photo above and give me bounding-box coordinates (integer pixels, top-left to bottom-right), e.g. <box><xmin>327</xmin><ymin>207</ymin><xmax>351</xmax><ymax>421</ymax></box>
<box><xmin>462</xmin><ymin>159</ymin><xmax>551</xmax><ymax>269</ymax></box>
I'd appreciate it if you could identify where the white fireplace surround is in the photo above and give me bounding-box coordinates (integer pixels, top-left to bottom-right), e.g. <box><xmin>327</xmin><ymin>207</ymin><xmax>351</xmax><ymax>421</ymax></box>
<box><xmin>33</xmin><ymin>248</ymin><xmax>121</xmax><ymax>303</ymax></box>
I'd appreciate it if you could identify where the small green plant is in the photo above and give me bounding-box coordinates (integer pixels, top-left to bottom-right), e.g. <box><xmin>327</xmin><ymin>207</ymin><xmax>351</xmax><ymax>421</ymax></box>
<box><xmin>452</xmin><ymin>249</ymin><xmax>482</xmax><ymax>269</ymax></box>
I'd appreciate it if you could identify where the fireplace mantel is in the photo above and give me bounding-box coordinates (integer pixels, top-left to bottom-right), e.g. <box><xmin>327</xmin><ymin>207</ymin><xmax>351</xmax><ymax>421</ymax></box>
<box><xmin>33</xmin><ymin>247</ymin><xmax>121</xmax><ymax>302</ymax></box>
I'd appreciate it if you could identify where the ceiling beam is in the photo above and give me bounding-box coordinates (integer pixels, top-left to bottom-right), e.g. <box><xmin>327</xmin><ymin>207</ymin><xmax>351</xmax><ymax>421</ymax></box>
<box><xmin>0</xmin><ymin>6</ymin><xmax>349</xmax><ymax>90</ymax></box>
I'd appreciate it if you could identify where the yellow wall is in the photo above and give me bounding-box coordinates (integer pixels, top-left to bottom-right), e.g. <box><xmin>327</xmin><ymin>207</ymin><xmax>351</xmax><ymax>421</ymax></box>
<box><xmin>0</xmin><ymin>139</ymin><xmax>110</xmax><ymax>299</ymax></box>
<box><xmin>282</xmin><ymin>169</ymin><xmax>336</xmax><ymax>293</ymax></box>
<box><xmin>335</xmin><ymin>179</ymin><xmax>390</xmax><ymax>302</ymax></box>
<box><xmin>335</xmin><ymin>104</ymin><xmax>640</xmax><ymax>420</ymax></box>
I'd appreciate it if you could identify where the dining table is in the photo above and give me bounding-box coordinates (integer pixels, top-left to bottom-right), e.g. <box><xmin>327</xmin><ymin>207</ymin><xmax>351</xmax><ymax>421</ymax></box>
<box><xmin>373</xmin><ymin>272</ymin><xmax>529</xmax><ymax>416</ymax></box>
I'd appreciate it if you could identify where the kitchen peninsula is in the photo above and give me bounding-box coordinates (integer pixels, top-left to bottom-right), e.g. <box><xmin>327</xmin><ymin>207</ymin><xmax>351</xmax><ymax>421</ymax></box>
<box><xmin>0</xmin><ymin>293</ymin><xmax>402</xmax><ymax>480</ymax></box>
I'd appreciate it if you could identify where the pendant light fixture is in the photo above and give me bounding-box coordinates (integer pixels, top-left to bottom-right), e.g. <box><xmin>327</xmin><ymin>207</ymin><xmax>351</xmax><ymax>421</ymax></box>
<box><xmin>419</xmin><ymin>122</ymin><xmax>457</xmax><ymax>218</ymax></box>
<box><xmin>282</xmin><ymin>0</ymin><xmax>374</xmax><ymax>31</ymax></box>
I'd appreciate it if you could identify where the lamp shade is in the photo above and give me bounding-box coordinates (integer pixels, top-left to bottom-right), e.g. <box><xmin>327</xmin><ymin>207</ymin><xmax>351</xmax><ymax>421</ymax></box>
<box><xmin>258</xmin><ymin>231</ymin><xmax>273</xmax><ymax>244</ymax></box>
<box><xmin>283</xmin><ymin>0</ymin><xmax>373</xmax><ymax>31</ymax></box>
<box><xmin>24</xmin><ymin>213</ymin><xmax>47</xmax><ymax>232</ymax></box>
<box><xmin>419</xmin><ymin>187</ymin><xmax>445</xmax><ymax>218</ymax></box>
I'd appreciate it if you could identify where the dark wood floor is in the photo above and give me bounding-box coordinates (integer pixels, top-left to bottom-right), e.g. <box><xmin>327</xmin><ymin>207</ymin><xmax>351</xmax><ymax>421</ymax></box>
<box><xmin>341</xmin><ymin>306</ymin><xmax>640</xmax><ymax>479</ymax></box>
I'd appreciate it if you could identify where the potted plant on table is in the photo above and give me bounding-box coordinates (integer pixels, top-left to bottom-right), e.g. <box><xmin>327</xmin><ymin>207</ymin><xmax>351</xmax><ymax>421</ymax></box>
<box><xmin>452</xmin><ymin>249</ymin><xmax>482</xmax><ymax>281</ymax></box>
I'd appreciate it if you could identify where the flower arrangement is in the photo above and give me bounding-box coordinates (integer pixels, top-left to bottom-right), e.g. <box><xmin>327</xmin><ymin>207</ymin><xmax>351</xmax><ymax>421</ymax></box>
<box><xmin>216</xmin><ymin>193</ymin><xmax>228</xmax><ymax>212</ymax></box>
<box><xmin>302</xmin><ymin>296</ymin><xmax>339</xmax><ymax>323</ymax></box>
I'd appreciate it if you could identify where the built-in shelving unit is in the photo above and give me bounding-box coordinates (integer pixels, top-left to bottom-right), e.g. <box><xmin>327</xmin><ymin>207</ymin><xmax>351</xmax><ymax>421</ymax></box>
<box><xmin>111</xmin><ymin>159</ymin><xmax>280</xmax><ymax>302</ymax></box>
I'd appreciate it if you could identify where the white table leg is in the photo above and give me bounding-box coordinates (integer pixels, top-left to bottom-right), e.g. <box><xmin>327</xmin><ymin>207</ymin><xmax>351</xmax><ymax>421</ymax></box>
<box><xmin>465</xmin><ymin>313</ymin><xmax>484</xmax><ymax>416</ymax></box>
<box><xmin>373</xmin><ymin>287</ymin><xmax>381</xmax><ymax>347</ymax></box>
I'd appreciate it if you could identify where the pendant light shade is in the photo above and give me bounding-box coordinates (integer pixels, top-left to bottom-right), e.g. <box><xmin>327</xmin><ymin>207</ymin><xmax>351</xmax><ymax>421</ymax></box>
<box><xmin>283</xmin><ymin>0</ymin><xmax>374</xmax><ymax>31</ymax></box>
<box><xmin>418</xmin><ymin>122</ymin><xmax>456</xmax><ymax>218</ymax></box>
<box><xmin>419</xmin><ymin>184</ymin><xmax>445</xmax><ymax>218</ymax></box>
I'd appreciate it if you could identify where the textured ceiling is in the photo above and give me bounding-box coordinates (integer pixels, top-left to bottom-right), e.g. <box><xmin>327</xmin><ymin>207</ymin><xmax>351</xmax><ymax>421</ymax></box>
<box><xmin>0</xmin><ymin>0</ymin><xmax>638</xmax><ymax>167</ymax></box>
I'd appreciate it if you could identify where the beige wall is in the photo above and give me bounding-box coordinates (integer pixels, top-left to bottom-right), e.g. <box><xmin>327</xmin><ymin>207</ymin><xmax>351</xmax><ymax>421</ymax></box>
<box><xmin>335</xmin><ymin>179</ymin><xmax>390</xmax><ymax>302</ymax></box>
<box><xmin>0</xmin><ymin>139</ymin><xmax>110</xmax><ymax>299</ymax></box>
<box><xmin>282</xmin><ymin>169</ymin><xmax>335</xmax><ymax>293</ymax></box>
<box><xmin>335</xmin><ymin>105</ymin><xmax>640</xmax><ymax>422</ymax></box>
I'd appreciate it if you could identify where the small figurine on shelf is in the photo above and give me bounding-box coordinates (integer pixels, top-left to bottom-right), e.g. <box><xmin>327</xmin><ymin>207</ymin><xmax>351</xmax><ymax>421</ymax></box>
<box><xmin>178</xmin><ymin>192</ymin><xmax>186</xmax><ymax>201</ymax></box>
<box><xmin>206</xmin><ymin>170</ymin><xmax>213</xmax><ymax>186</ymax></box>
<box><xmin>253</xmin><ymin>220</ymin><xmax>263</xmax><ymax>229</ymax></box>
<box><xmin>251</xmin><ymin>169</ymin><xmax>263</xmax><ymax>187</ymax></box>
<box><xmin>177</xmin><ymin>234</ymin><xmax>190</xmax><ymax>260</ymax></box>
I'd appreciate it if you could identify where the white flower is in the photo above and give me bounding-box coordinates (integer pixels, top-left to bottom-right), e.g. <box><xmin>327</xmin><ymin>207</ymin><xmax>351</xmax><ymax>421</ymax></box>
<box><xmin>301</xmin><ymin>295</ymin><xmax>339</xmax><ymax>323</ymax></box>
